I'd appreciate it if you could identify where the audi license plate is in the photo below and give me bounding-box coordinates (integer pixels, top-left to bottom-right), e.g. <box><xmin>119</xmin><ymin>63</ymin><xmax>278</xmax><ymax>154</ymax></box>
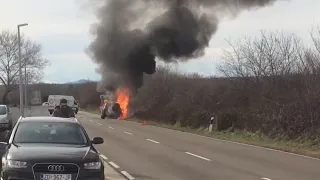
<box><xmin>40</xmin><ymin>174</ymin><xmax>71</xmax><ymax>180</ymax></box>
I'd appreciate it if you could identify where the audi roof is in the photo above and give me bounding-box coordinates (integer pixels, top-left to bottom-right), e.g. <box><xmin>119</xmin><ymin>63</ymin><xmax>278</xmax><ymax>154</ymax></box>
<box><xmin>18</xmin><ymin>116</ymin><xmax>79</xmax><ymax>123</ymax></box>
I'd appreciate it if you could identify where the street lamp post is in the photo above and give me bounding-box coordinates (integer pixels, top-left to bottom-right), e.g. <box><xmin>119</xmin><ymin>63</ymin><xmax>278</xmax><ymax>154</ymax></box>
<box><xmin>24</xmin><ymin>64</ymin><xmax>27</xmax><ymax>107</ymax></box>
<box><xmin>17</xmin><ymin>23</ymin><xmax>28</xmax><ymax>117</ymax></box>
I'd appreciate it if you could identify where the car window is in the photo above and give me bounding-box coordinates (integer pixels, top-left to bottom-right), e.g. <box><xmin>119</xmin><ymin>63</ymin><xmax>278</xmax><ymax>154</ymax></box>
<box><xmin>13</xmin><ymin>122</ymin><xmax>88</xmax><ymax>145</ymax></box>
<box><xmin>0</xmin><ymin>106</ymin><xmax>7</xmax><ymax>115</ymax></box>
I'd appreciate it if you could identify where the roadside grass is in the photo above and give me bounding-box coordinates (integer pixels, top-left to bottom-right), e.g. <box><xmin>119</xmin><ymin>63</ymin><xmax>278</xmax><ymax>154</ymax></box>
<box><xmin>84</xmin><ymin>107</ymin><xmax>100</xmax><ymax>114</ymax></box>
<box><xmin>83</xmin><ymin>109</ymin><xmax>320</xmax><ymax>159</ymax></box>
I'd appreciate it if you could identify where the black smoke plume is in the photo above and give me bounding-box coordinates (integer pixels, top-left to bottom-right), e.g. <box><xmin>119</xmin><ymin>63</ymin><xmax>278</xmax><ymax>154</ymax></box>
<box><xmin>87</xmin><ymin>0</ymin><xmax>279</xmax><ymax>92</ymax></box>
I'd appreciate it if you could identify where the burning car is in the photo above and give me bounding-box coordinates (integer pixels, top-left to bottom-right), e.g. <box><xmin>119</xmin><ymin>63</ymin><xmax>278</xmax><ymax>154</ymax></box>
<box><xmin>100</xmin><ymin>101</ymin><xmax>122</xmax><ymax>119</ymax></box>
<box><xmin>99</xmin><ymin>88</ymin><xmax>129</xmax><ymax>120</ymax></box>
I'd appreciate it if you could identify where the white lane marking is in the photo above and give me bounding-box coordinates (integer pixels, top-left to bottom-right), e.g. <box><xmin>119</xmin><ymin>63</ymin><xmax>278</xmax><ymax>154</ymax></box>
<box><xmin>146</xmin><ymin>139</ymin><xmax>160</xmax><ymax>144</ymax></box>
<box><xmin>100</xmin><ymin>154</ymin><xmax>108</xmax><ymax>161</ymax></box>
<box><xmin>121</xmin><ymin>171</ymin><xmax>135</xmax><ymax>180</ymax></box>
<box><xmin>83</xmin><ymin>111</ymin><xmax>320</xmax><ymax>161</ymax></box>
<box><xmin>108</xmin><ymin>162</ymin><xmax>120</xmax><ymax>169</ymax></box>
<box><xmin>121</xmin><ymin>120</ymin><xmax>320</xmax><ymax>161</ymax></box>
<box><xmin>97</xmin><ymin>123</ymin><xmax>102</xmax><ymax>125</ymax></box>
<box><xmin>261</xmin><ymin>178</ymin><xmax>272</xmax><ymax>180</ymax></box>
<box><xmin>89</xmin><ymin>120</ymin><xmax>93</xmax><ymax>123</ymax></box>
<box><xmin>109</xmin><ymin>126</ymin><xmax>114</xmax><ymax>129</ymax></box>
<box><xmin>124</xmin><ymin>131</ymin><xmax>132</xmax><ymax>135</ymax></box>
<box><xmin>185</xmin><ymin>152</ymin><xmax>212</xmax><ymax>161</ymax></box>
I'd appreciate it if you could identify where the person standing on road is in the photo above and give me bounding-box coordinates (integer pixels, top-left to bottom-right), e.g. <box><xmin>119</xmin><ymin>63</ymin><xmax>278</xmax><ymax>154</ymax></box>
<box><xmin>52</xmin><ymin>98</ymin><xmax>75</xmax><ymax>118</ymax></box>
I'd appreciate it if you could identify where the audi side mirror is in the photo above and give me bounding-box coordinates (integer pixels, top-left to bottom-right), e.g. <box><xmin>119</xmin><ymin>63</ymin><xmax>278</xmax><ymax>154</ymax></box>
<box><xmin>92</xmin><ymin>137</ymin><xmax>104</xmax><ymax>144</ymax></box>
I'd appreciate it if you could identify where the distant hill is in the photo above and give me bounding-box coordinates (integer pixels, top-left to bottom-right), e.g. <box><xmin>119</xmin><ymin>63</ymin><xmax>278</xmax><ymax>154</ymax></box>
<box><xmin>65</xmin><ymin>79</ymin><xmax>90</xmax><ymax>84</ymax></box>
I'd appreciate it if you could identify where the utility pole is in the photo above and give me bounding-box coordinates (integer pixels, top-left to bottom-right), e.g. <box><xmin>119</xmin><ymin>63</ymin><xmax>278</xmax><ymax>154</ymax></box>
<box><xmin>17</xmin><ymin>23</ymin><xmax>28</xmax><ymax>117</ymax></box>
<box><xmin>24</xmin><ymin>64</ymin><xmax>27</xmax><ymax>107</ymax></box>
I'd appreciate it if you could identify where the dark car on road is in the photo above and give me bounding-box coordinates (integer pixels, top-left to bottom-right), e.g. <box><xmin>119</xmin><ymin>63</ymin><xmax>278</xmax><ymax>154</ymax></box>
<box><xmin>0</xmin><ymin>116</ymin><xmax>105</xmax><ymax>180</ymax></box>
<box><xmin>100</xmin><ymin>102</ymin><xmax>122</xmax><ymax>119</ymax></box>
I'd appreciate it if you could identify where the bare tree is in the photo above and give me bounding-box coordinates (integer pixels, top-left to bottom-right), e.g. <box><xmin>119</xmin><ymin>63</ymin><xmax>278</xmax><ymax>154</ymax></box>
<box><xmin>218</xmin><ymin>31</ymin><xmax>302</xmax><ymax>85</ymax></box>
<box><xmin>310</xmin><ymin>26</ymin><xmax>320</xmax><ymax>55</ymax></box>
<box><xmin>0</xmin><ymin>30</ymin><xmax>49</xmax><ymax>103</ymax></box>
<box><xmin>301</xmin><ymin>25</ymin><xmax>320</xmax><ymax>75</ymax></box>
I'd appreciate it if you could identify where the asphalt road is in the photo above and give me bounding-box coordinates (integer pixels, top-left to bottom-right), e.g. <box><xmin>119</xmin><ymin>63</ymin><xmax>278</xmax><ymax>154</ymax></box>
<box><xmin>8</xmin><ymin>107</ymin><xmax>320</xmax><ymax>180</ymax></box>
<box><xmin>77</xmin><ymin>111</ymin><xmax>320</xmax><ymax>180</ymax></box>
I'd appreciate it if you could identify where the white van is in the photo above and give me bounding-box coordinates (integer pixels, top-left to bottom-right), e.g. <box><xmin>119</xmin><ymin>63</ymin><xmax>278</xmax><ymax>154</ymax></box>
<box><xmin>47</xmin><ymin>95</ymin><xmax>78</xmax><ymax>114</ymax></box>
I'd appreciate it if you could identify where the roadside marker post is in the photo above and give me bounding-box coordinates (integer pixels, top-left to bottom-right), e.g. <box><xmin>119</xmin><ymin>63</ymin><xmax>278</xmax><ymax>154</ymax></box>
<box><xmin>209</xmin><ymin>116</ymin><xmax>214</xmax><ymax>133</ymax></box>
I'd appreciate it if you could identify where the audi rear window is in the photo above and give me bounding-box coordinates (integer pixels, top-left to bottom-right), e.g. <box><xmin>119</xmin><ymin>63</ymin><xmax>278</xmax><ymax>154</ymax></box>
<box><xmin>13</xmin><ymin>122</ymin><xmax>88</xmax><ymax>145</ymax></box>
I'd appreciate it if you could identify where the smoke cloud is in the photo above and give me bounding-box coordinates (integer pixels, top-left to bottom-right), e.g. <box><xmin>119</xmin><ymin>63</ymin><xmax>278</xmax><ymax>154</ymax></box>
<box><xmin>87</xmin><ymin>0</ymin><xmax>278</xmax><ymax>91</ymax></box>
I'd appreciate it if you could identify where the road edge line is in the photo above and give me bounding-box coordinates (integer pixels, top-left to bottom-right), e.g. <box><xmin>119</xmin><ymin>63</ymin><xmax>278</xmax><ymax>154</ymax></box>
<box><xmin>121</xmin><ymin>171</ymin><xmax>135</xmax><ymax>180</ymax></box>
<box><xmin>100</xmin><ymin>154</ymin><xmax>108</xmax><ymax>161</ymax></box>
<box><xmin>99</xmin><ymin>154</ymin><xmax>135</xmax><ymax>180</ymax></box>
<box><xmin>108</xmin><ymin>161</ymin><xmax>120</xmax><ymax>169</ymax></box>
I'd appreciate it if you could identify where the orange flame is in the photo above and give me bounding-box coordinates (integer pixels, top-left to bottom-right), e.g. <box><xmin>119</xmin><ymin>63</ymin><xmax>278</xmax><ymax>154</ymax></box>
<box><xmin>116</xmin><ymin>87</ymin><xmax>130</xmax><ymax>119</ymax></box>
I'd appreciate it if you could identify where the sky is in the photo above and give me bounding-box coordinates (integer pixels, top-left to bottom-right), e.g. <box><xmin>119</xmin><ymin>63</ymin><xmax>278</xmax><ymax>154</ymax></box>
<box><xmin>0</xmin><ymin>0</ymin><xmax>320</xmax><ymax>83</ymax></box>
